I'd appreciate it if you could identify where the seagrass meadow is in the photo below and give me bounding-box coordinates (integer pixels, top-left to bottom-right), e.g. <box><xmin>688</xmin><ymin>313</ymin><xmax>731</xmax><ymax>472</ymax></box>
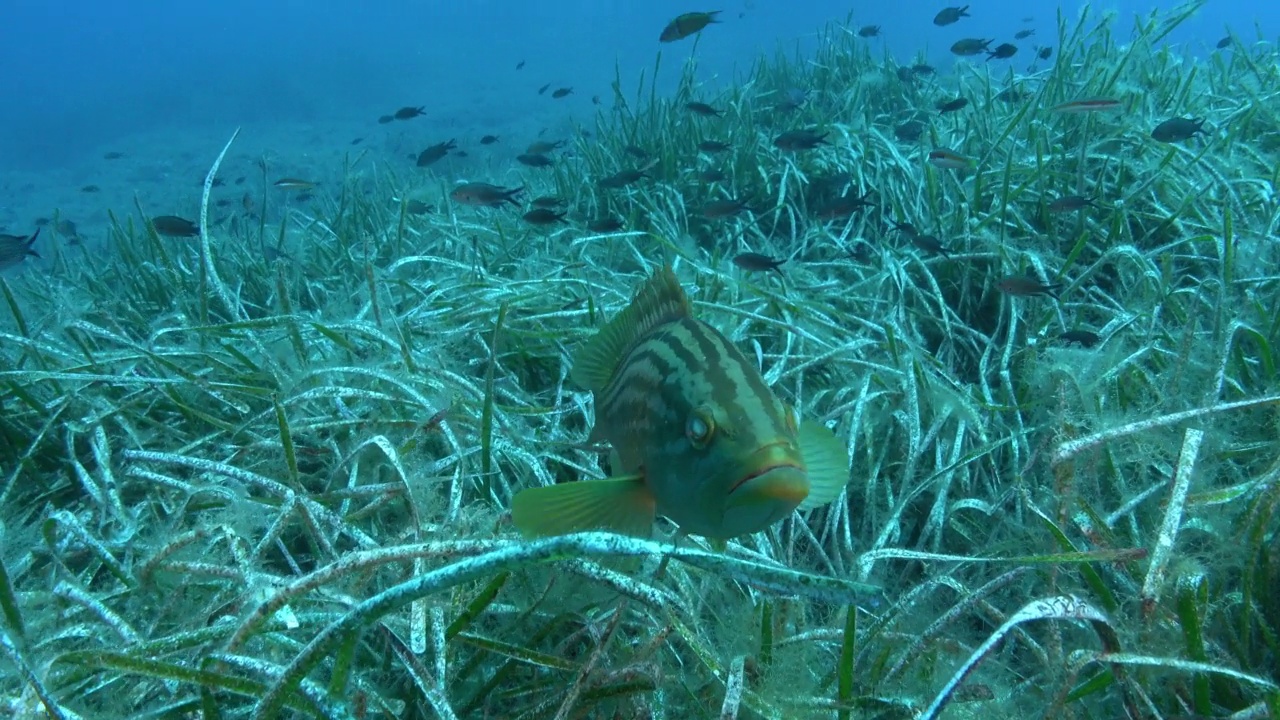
<box><xmin>2</xmin><ymin>2</ymin><xmax>1280</xmax><ymax>718</ymax></box>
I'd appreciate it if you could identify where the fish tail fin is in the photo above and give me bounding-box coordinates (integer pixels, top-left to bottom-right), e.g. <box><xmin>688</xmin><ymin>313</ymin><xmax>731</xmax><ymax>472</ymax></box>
<box><xmin>511</xmin><ymin>476</ymin><xmax>655</xmax><ymax>538</ymax></box>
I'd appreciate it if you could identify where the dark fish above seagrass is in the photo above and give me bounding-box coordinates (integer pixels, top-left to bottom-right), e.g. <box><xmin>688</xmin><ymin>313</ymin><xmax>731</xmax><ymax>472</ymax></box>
<box><xmin>150</xmin><ymin>216</ymin><xmax>199</xmax><ymax>238</ymax></box>
<box><xmin>996</xmin><ymin>275</ymin><xmax>1061</xmax><ymax>298</ymax></box>
<box><xmin>0</xmin><ymin>228</ymin><xmax>40</xmax><ymax>269</ymax></box>
<box><xmin>511</xmin><ymin>265</ymin><xmax>851</xmax><ymax>541</ymax></box>
<box><xmin>732</xmin><ymin>252</ymin><xmax>786</xmax><ymax>275</ymax></box>
<box><xmin>450</xmin><ymin>183</ymin><xmax>523</xmax><ymax>208</ymax></box>
<box><xmin>659</xmin><ymin>11</ymin><xmax>721</xmax><ymax>43</ymax></box>
<box><xmin>1151</xmin><ymin>117</ymin><xmax>1207</xmax><ymax>143</ymax></box>
<box><xmin>417</xmin><ymin>139</ymin><xmax>457</xmax><ymax>167</ymax></box>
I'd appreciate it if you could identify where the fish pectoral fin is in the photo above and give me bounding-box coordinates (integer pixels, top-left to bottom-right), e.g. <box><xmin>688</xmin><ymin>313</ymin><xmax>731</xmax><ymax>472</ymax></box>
<box><xmin>511</xmin><ymin>475</ymin><xmax>655</xmax><ymax>538</ymax></box>
<box><xmin>796</xmin><ymin>420</ymin><xmax>852</xmax><ymax>511</ymax></box>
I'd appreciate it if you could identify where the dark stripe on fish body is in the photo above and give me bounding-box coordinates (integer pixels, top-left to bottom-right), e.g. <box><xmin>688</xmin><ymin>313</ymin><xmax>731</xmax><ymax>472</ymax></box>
<box><xmin>676</xmin><ymin>317</ymin><xmax>787</xmax><ymax>441</ymax></box>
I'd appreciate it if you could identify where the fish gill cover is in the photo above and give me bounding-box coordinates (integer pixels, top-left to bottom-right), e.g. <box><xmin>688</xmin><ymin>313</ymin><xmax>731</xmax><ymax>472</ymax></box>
<box><xmin>1</xmin><ymin>1</ymin><xmax>1280</xmax><ymax>719</ymax></box>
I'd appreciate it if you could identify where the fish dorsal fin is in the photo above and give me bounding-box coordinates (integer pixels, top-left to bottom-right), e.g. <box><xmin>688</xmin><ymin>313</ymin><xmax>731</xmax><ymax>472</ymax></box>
<box><xmin>571</xmin><ymin>265</ymin><xmax>692</xmax><ymax>391</ymax></box>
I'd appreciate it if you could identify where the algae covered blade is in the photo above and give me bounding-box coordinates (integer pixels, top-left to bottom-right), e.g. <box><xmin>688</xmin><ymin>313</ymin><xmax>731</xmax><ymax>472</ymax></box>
<box><xmin>511</xmin><ymin>266</ymin><xmax>850</xmax><ymax>541</ymax></box>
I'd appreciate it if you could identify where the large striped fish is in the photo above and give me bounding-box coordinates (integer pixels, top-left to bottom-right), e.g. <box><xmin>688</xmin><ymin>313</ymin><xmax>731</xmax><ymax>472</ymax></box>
<box><xmin>511</xmin><ymin>265</ymin><xmax>850</xmax><ymax>541</ymax></box>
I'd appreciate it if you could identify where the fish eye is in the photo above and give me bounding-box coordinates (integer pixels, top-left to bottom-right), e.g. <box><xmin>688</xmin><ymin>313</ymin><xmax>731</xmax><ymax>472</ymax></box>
<box><xmin>686</xmin><ymin>408</ymin><xmax>716</xmax><ymax>448</ymax></box>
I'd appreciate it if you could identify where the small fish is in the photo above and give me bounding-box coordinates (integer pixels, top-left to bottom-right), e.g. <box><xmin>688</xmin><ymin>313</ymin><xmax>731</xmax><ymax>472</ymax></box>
<box><xmin>1036</xmin><ymin>46</ymin><xmax>1053</xmax><ymax>60</ymax></box>
<box><xmin>936</xmin><ymin>98</ymin><xmax>968</xmax><ymax>113</ymax></box>
<box><xmin>857</xmin><ymin>25</ymin><xmax>881</xmax><ymax>38</ymax></box>
<box><xmin>697</xmin><ymin>140</ymin><xmax>732</xmax><ymax>153</ymax></box>
<box><xmin>377</xmin><ymin>115</ymin><xmax>394</xmax><ymax>124</ymax></box>
<box><xmin>274</xmin><ymin>178</ymin><xmax>317</xmax><ymax>191</ymax></box>
<box><xmin>1057</xmin><ymin>329</ymin><xmax>1100</xmax><ymax>347</ymax></box>
<box><xmin>733</xmin><ymin>252</ymin><xmax>785</xmax><ymax>275</ymax></box>
<box><xmin>1052</xmin><ymin>97</ymin><xmax>1121</xmax><ymax>113</ymax></box>
<box><xmin>987</xmin><ymin>43</ymin><xmax>1018</xmax><ymax>60</ymax></box>
<box><xmin>996</xmin><ymin>275</ymin><xmax>1060</xmax><ymax>298</ymax></box>
<box><xmin>450</xmin><ymin>183</ymin><xmax>524</xmax><ymax>208</ymax></box>
<box><xmin>394</xmin><ymin>106</ymin><xmax>425</xmax><ymax>120</ymax></box>
<box><xmin>522</xmin><ymin>208</ymin><xmax>568</xmax><ymax>225</ymax></box>
<box><xmin>350</xmin><ymin>138</ymin><xmax>362</xmax><ymax>145</ymax></box>
<box><xmin>815</xmin><ymin>191</ymin><xmax>875</xmax><ymax>220</ymax></box>
<box><xmin>894</xmin><ymin>119</ymin><xmax>926</xmax><ymax>142</ymax></box>
<box><xmin>659</xmin><ymin>11</ymin><xmax>722</xmax><ymax>43</ymax></box>
<box><xmin>911</xmin><ymin>64</ymin><xmax>936</xmax><ymax>75</ymax></box>
<box><xmin>995</xmin><ymin>86</ymin><xmax>1029</xmax><ymax>103</ymax></box>
<box><xmin>516</xmin><ymin>153</ymin><xmax>554</xmax><ymax>168</ymax></box>
<box><xmin>686</xmin><ymin>101</ymin><xmax>722</xmax><ymax>117</ymax></box>
<box><xmin>623</xmin><ymin>144</ymin><xmax>648</xmax><ymax>159</ymax></box>
<box><xmin>416</xmin><ymin>139</ymin><xmax>458</xmax><ymax>167</ymax></box>
<box><xmin>551</xmin><ymin>87</ymin><xmax>573</xmax><ymax>99</ymax></box>
<box><xmin>526</xmin><ymin>140</ymin><xmax>563</xmax><ymax>154</ymax></box>
<box><xmin>480</xmin><ymin>135</ymin><xmax>500</xmax><ymax>144</ymax></box>
<box><xmin>927</xmin><ymin>148</ymin><xmax>974</xmax><ymax>170</ymax></box>
<box><xmin>81</xmin><ymin>184</ymin><xmax>100</xmax><ymax>193</ymax></box>
<box><xmin>103</xmin><ymin>151</ymin><xmax>125</xmax><ymax>160</ymax></box>
<box><xmin>0</xmin><ymin>228</ymin><xmax>40</xmax><ymax>269</ymax></box>
<box><xmin>587</xmin><ymin>216</ymin><xmax>624</xmax><ymax>232</ymax></box>
<box><xmin>592</xmin><ymin>95</ymin><xmax>601</xmax><ymax>105</ymax></box>
<box><xmin>773</xmin><ymin>129</ymin><xmax>829</xmax><ymax>151</ymax></box>
<box><xmin>404</xmin><ymin>199</ymin><xmax>433</xmax><ymax>215</ymax></box>
<box><xmin>516</xmin><ymin>60</ymin><xmax>526</xmax><ymax>69</ymax></box>
<box><xmin>1014</xmin><ymin>29</ymin><xmax>1035</xmax><ymax>39</ymax></box>
<box><xmin>598</xmin><ymin>169</ymin><xmax>649</xmax><ymax>189</ymax></box>
<box><xmin>933</xmin><ymin>6</ymin><xmax>970</xmax><ymax>26</ymax></box>
<box><xmin>150</xmin><ymin>215</ymin><xmax>200</xmax><ymax>238</ymax></box>
<box><xmin>696</xmin><ymin>168</ymin><xmax>727</xmax><ymax>182</ymax></box>
<box><xmin>950</xmin><ymin>38</ymin><xmax>992</xmax><ymax>56</ymax></box>
<box><xmin>530</xmin><ymin>196</ymin><xmax>567</xmax><ymax>209</ymax></box>
<box><xmin>1047</xmin><ymin>195</ymin><xmax>1096</xmax><ymax>212</ymax></box>
<box><xmin>538</xmin><ymin>83</ymin><xmax>551</xmax><ymax>95</ymax></box>
<box><xmin>702</xmin><ymin>198</ymin><xmax>755</xmax><ymax>219</ymax></box>
<box><xmin>1215</xmin><ymin>36</ymin><xmax>1231</xmax><ymax>50</ymax></box>
<box><xmin>910</xmin><ymin>233</ymin><xmax>950</xmax><ymax>258</ymax></box>
<box><xmin>1151</xmin><ymin>117</ymin><xmax>1207</xmax><ymax>143</ymax></box>
<box><xmin>509</xmin><ymin>266</ymin><xmax>851</xmax><ymax>540</ymax></box>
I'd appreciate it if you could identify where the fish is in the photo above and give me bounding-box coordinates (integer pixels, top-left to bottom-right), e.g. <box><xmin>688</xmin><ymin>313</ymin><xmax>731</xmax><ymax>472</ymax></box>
<box><xmin>516</xmin><ymin>60</ymin><xmax>526</xmax><ymax>69</ymax></box>
<box><xmin>526</xmin><ymin>140</ymin><xmax>563</xmax><ymax>154</ymax></box>
<box><xmin>933</xmin><ymin>6</ymin><xmax>970</xmax><ymax>26</ymax></box>
<box><xmin>1036</xmin><ymin>46</ymin><xmax>1053</xmax><ymax>60</ymax></box>
<box><xmin>927</xmin><ymin>148</ymin><xmax>975</xmax><ymax>170</ymax></box>
<box><xmin>103</xmin><ymin>151</ymin><xmax>125</xmax><ymax>160</ymax></box>
<box><xmin>551</xmin><ymin>87</ymin><xmax>573</xmax><ymax>99</ymax></box>
<box><xmin>686</xmin><ymin>101</ymin><xmax>723</xmax><ymax>117</ymax></box>
<box><xmin>530</xmin><ymin>196</ymin><xmax>567</xmax><ymax>209</ymax></box>
<box><xmin>450</xmin><ymin>183</ymin><xmax>524</xmax><ymax>208</ymax></box>
<box><xmin>587</xmin><ymin>217</ymin><xmax>624</xmax><ymax>232</ymax></box>
<box><xmin>773</xmin><ymin>129</ymin><xmax>829</xmax><ymax>151</ymax></box>
<box><xmin>659</xmin><ymin>11</ymin><xmax>721</xmax><ymax>43</ymax></box>
<box><xmin>516</xmin><ymin>153</ymin><xmax>554</xmax><ymax>167</ymax></box>
<box><xmin>996</xmin><ymin>275</ymin><xmax>1060</xmax><ymax>298</ymax></box>
<box><xmin>404</xmin><ymin>199</ymin><xmax>433</xmax><ymax>215</ymax></box>
<box><xmin>950</xmin><ymin>38</ymin><xmax>992</xmax><ymax>56</ymax></box>
<box><xmin>857</xmin><ymin>25</ymin><xmax>880</xmax><ymax>38</ymax></box>
<box><xmin>0</xmin><ymin>228</ymin><xmax>40</xmax><ymax>270</ymax></box>
<box><xmin>696</xmin><ymin>168</ymin><xmax>727</xmax><ymax>182</ymax></box>
<box><xmin>1052</xmin><ymin>97</ymin><xmax>1121</xmax><ymax>113</ymax></box>
<box><xmin>150</xmin><ymin>216</ymin><xmax>200</xmax><ymax>238</ymax></box>
<box><xmin>732</xmin><ymin>252</ymin><xmax>785</xmax><ymax>275</ymax></box>
<box><xmin>1151</xmin><ymin>117</ymin><xmax>1207</xmax><ymax>143</ymax></box>
<box><xmin>1057</xmin><ymin>329</ymin><xmax>1100</xmax><ymax>347</ymax></box>
<box><xmin>598</xmin><ymin>169</ymin><xmax>649</xmax><ymax>189</ymax></box>
<box><xmin>274</xmin><ymin>178</ymin><xmax>317</xmax><ymax>191</ymax></box>
<box><xmin>350</xmin><ymin>138</ymin><xmax>362</xmax><ymax>145</ymax></box>
<box><xmin>701</xmin><ymin>198</ymin><xmax>755</xmax><ymax>219</ymax></box>
<box><xmin>378</xmin><ymin>115</ymin><xmax>394</xmax><ymax>124</ymax></box>
<box><xmin>1047</xmin><ymin>195</ymin><xmax>1096</xmax><ymax>212</ymax></box>
<box><xmin>480</xmin><ymin>135</ymin><xmax>500</xmax><ymax>144</ymax></box>
<box><xmin>936</xmin><ymin>98</ymin><xmax>968</xmax><ymax>113</ymax></box>
<box><xmin>697</xmin><ymin>140</ymin><xmax>732</xmax><ymax>153</ymax></box>
<box><xmin>537</xmin><ymin>83</ymin><xmax>551</xmax><ymax>95</ymax></box>
<box><xmin>1014</xmin><ymin>29</ymin><xmax>1035</xmax><ymax>39</ymax></box>
<box><xmin>894</xmin><ymin>119</ymin><xmax>926</xmax><ymax>142</ymax></box>
<box><xmin>522</xmin><ymin>208</ymin><xmax>568</xmax><ymax>225</ymax></box>
<box><xmin>509</xmin><ymin>265</ymin><xmax>851</xmax><ymax>540</ymax></box>
<box><xmin>81</xmin><ymin>184</ymin><xmax>100</xmax><ymax>193</ymax></box>
<box><xmin>815</xmin><ymin>191</ymin><xmax>875</xmax><ymax>220</ymax></box>
<box><xmin>416</xmin><ymin>139</ymin><xmax>457</xmax><ymax>167</ymax></box>
<box><xmin>394</xmin><ymin>106</ymin><xmax>425</xmax><ymax>120</ymax></box>
<box><xmin>909</xmin><ymin>233</ymin><xmax>950</xmax><ymax>257</ymax></box>
<box><xmin>987</xmin><ymin>43</ymin><xmax>1018</xmax><ymax>60</ymax></box>
<box><xmin>1215</xmin><ymin>36</ymin><xmax>1231</xmax><ymax>49</ymax></box>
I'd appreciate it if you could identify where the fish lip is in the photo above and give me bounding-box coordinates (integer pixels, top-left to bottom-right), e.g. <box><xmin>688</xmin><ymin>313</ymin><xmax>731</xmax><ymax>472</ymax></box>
<box><xmin>728</xmin><ymin>442</ymin><xmax>804</xmax><ymax>495</ymax></box>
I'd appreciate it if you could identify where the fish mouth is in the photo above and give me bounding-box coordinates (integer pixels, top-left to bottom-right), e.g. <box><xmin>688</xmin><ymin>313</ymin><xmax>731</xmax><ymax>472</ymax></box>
<box><xmin>727</xmin><ymin>443</ymin><xmax>808</xmax><ymax>505</ymax></box>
